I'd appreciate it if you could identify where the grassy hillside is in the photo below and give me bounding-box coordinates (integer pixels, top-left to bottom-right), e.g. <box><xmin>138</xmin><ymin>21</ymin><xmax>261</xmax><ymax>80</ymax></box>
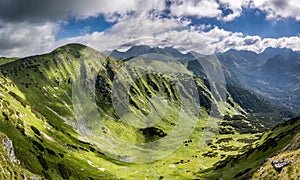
<box><xmin>199</xmin><ymin>116</ymin><xmax>300</xmax><ymax>179</ymax></box>
<box><xmin>0</xmin><ymin>57</ymin><xmax>19</xmax><ymax>66</ymax></box>
<box><xmin>0</xmin><ymin>132</ymin><xmax>41</xmax><ymax>179</ymax></box>
<box><xmin>0</xmin><ymin>44</ymin><xmax>295</xmax><ymax>179</ymax></box>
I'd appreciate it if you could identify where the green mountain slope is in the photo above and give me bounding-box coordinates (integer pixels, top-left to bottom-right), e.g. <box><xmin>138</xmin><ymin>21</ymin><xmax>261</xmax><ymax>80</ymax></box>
<box><xmin>0</xmin><ymin>132</ymin><xmax>41</xmax><ymax>179</ymax></box>
<box><xmin>252</xmin><ymin>132</ymin><xmax>300</xmax><ymax>180</ymax></box>
<box><xmin>199</xmin><ymin>116</ymin><xmax>300</xmax><ymax>179</ymax></box>
<box><xmin>0</xmin><ymin>57</ymin><xmax>19</xmax><ymax>66</ymax></box>
<box><xmin>0</xmin><ymin>44</ymin><xmax>295</xmax><ymax>179</ymax></box>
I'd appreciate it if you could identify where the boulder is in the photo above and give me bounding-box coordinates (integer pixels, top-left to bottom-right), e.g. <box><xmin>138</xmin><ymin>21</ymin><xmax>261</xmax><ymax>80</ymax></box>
<box><xmin>271</xmin><ymin>159</ymin><xmax>293</xmax><ymax>172</ymax></box>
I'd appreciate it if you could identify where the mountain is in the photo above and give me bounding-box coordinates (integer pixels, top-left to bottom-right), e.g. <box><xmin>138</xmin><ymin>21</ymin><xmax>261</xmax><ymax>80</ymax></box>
<box><xmin>260</xmin><ymin>47</ymin><xmax>292</xmax><ymax>61</ymax></box>
<box><xmin>218</xmin><ymin>47</ymin><xmax>297</xmax><ymax>77</ymax></box>
<box><xmin>221</xmin><ymin>47</ymin><xmax>293</xmax><ymax>64</ymax></box>
<box><xmin>218</xmin><ymin>48</ymin><xmax>300</xmax><ymax>112</ymax></box>
<box><xmin>199</xmin><ymin>116</ymin><xmax>300</xmax><ymax>179</ymax></box>
<box><xmin>0</xmin><ymin>57</ymin><xmax>19</xmax><ymax>66</ymax></box>
<box><xmin>110</xmin><ymin>45</ymin><xmax>195</xmax><ymax>62</ymax></box>
<box><xmin>0</xmin><ymin>44</ymin><xmax>116</xmax><ymax>179</ymax></box>
<box><xmin>0</xmin><ymin>44</ymin><xmax>295</xmax><ymax>179</ymax></box>
<box><xmin>113</xmin><ymin>45</ymin><xmax>300</xmax><ymax>111</ymax></box>
<box><xmin>111</xmin><ymin>45</ymin><xmax>152</xmax><ymax>59</ymax></box>
<box><xmin>261</xmin><ymin>50</ymin><xmax>300</xmax><ymax>85</ymax></box>
<box><xmin>257</xmin><ymin>50</ymin><xmax>300</xmax><ymax>111</ymax></box>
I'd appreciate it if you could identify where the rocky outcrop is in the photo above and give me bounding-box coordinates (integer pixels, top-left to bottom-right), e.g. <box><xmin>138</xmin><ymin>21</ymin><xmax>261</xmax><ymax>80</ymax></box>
<box><xmin>271</xmin><ymin>160</ymin><xmax>293</xmax><ymax>172</ymax></box>
<box><xmin>2</xmin><ymin>136</ymin><xmax>18</xmax><ymax>164</ymax></box>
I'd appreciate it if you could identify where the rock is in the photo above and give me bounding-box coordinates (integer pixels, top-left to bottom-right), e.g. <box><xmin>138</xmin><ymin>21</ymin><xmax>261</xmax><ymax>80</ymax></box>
<box><xmin>271</xmin><ymin>159</ymin><xmax>293</xmax><ymax>172</ymax></box>
<box><xmin>30</xmin><ymin>176</ymin><xmax>40</xmax><ymax>180</ymax></box>
<box><xmin>2</xmin><ymin>136</ymin><xmax>17</xmax><ymax>163</ymax></box>
<box><xmin>21</xmin><ymin>173</ymin><xmax>27</xmax><ymax>180</ymax></box>
<box><xmin>169</xmin><ymin>164</ymin><xmax>176</xmax><ymax>168</ymax></box>
<box><xmin>98</xmin><ymin>167</ymin><xmax>106</xmax><ymax>171</ymax></box>
<box><xmin>257</xmin><ymin>167</ymin><xmax>264</xmax><ymax>172</ymax></box>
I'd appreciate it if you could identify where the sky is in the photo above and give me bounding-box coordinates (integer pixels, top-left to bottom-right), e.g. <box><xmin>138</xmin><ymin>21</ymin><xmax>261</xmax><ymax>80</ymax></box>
<box><xmin>0</xmin><ymin>0</ymin><xmax>299</xmax><ymax>57</ymax></box>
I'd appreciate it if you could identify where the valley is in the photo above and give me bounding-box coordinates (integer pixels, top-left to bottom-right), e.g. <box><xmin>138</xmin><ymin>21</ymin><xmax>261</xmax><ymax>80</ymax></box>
<box><xmin>0</xmin><ymin>44</ymin><xmax>299</xmax><ymax>179</ymax></box>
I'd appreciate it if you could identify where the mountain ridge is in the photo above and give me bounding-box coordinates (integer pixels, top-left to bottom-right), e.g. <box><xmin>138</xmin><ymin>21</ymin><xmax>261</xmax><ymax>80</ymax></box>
<box><xmin>109</xmin><ymin>44</ymin><xmax>300</xmax><ymax>111</ymax></box>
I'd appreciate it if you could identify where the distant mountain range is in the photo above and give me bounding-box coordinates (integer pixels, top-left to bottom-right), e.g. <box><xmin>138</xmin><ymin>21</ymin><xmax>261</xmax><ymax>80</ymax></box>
<box><xmin>218</xmin><ymin>48</ymin><xmax>300</xmax><ymax>111</ymax></box>
<box><xmin>110</xmin><ymin>45</ymin><xmax>195</xmax><ymax>62</ymax></box>
<box><xmin>110</xmin><ymin>45</ymin><xmax>300</xmax><ymax>112</ymax></box>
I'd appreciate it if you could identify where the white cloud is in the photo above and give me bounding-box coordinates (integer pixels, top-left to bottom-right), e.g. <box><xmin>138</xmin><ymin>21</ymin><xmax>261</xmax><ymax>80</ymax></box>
<box><xmin>1</xmin><ymin>0</ymin><xmax>300</xmax><ymax>57</ymax></box>
<box><xmin>2</xmin><ymin>0</ymin><xmax>299</xmax><ymax>23</ymax></box>
<box><xmin>1</xmin><ymin>16</ymin><xmax>299</xmax><ymax>57</ymax></box>
<box><xmin>96</xmin><ymin>0</ymin><xmax>166</xmax><ymax>22</ymax></box>
<box><xmin>56</xmin><ymin>18</ymin><xmax>300</xmax><ymax>56</ymax></box>
<box><xmin>251</xmin><ymin>0</ymin><xmax>300</xmax><ymax>21</ymax></box>
<box><xmin>0</xmin><ymin>0</ymin><xmax>166</xmax><ymax>23</ymax></box>
<box><xmin>56</xmin><ymin>17</ymin><xmax>191</xmax><ymax>51</ymax></box>
<box><xmin>169</xmin><ymin>0</ymin><xmax>253</xmax><ymax>22</ymax></box>
<box><xmin>219</xmin><ymin>0</ymin><xmax>250</xmax><ymax>21</ymax></box>
<box><xmin>156</xmin><ymin>26</ymin><xmax>245</xmax><ymax>54</ymax></box>
<box><xmin>252</xmin><ymin>0</ymin><xmax>267</xmax><ymax>7</ymax></box>
<box><xmin>109</xmin><ymin>17</ymin><xmax>190</xmax><ymax>37</ymax></box>
<box><xmin>0</xmin><ymin>22</ymin><xmax>58</xmax><ymax>57</ymax></box>
<box><xmin>261</xmin><ymin>36</ymin><xmax>300</xmax><ymax>50</ymax></box>
<box><xmin>168</xmin><ymin>0</ymin><xmax>300</xmax><ymax>22</ymax></box>
<box><xmin>0</xmin><ymin>0</ymin><xmax>168</xmax><ymax>57</ymax></box>
<box><xmin>169</xmin><ymin>0</ymin><xmax>222</xmax><ymax>19</ymax></box>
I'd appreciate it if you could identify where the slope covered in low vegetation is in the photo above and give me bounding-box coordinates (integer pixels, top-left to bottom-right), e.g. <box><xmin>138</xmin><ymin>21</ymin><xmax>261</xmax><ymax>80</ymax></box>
<box><xmin>0</xmin><ymin>44</ymin><xmax>296</xmax><ymax>179</ymax></box>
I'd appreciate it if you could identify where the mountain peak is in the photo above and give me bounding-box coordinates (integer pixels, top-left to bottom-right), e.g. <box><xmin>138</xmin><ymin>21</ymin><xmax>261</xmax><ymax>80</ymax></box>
<box><xmin>51</xmin><ymin>43</ymin><xmax>100</xmax><ymax>57</ymax></box>
<box><xmin>58</xmin><ymin>43</ymin><xmax>88</xmax><ymax>50</ymax></box>
<box><xmin>110</xmin><ymin>45</ymin><xmax>193</xmax><ymax>61</ymax></box>
<box><xmin>224</xmin><ymin>49</ymin><xmax>258</xmax><ymax>55</ymax></box>
<box><xmin>262</xmin><ymin>47</ymin><xmax>291</xmax><ymax>53</ymax></box>
<box><xmin>261</xmin><ymin>47</ymin><xmax>293</xmax><ymax>59</ymax></box>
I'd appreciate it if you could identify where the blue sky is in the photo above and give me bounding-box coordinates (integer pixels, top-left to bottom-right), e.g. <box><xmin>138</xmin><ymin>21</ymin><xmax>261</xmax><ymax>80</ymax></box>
<box><xmin>56</xmin><ymin>15</ymin><xmax>114</xmax><ymax>40</ymax></box>
<box><xmin>0</xmin><ymin>0</ymin><xmax>300</xmax><ymax>57</ymax></box>
<box><xmin>190</xmin><ymin>8</ymin><xmax>300</xmax><ymax>38</ymax></box>
<box><xmin>56</xmin><ymin>7</ymin><xmax>300</xmax><ymax>40</ymax></box>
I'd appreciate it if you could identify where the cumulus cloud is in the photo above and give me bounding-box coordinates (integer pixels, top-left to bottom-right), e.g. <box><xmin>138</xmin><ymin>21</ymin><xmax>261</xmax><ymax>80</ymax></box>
<box><xmin>243</xmin><ymin>36</ymin><xmax>260</xmax><ymax>46</ymax></box>
<box><xmin>0</xmin><ymin>22</ymin><xmax>58</xmax><ymax>57</ymax></box>
<box><xmin>0</xmin><ymin>0</ymin><xmax>300</xmax><ymax>57</ymax></box>
<box><xmin>168</xmin><ymin>0</ymin><xmax>300</xmax><ymax>22</ymax></box>
<box><xmin>168</xmin><ymin>0</ymin><xmax>253</xmax><ymax>22</ymax></box>
<box><xmin>0</xmin><ymin>0</ymin><xmax>167</xmax><ymax>56</ymax></box>
<box><xmin>4</xmin><ymin>0</ymin><xmax>299</xmax><ymax>24</ymax></box>
<box><xmin>219</xmin><ymin>0</ymin><xmax>250</xmax><ymax>21</ymax></box>
<box><xmin>0</xmin><ymin>0</ymin><xmax>165</xmax><ymax>23</ymax></box>
<box><xmin>55</xmin><ymin>18</ymin><xmax>191</xmax><ymax>51</ymax></box>
<box><xmin>169</xmin><ymin>0</ymin><xmax>222</xmax><ymax>19</ymax></box>
<box><xmin>56</xmin><ymin>18</ymin><xmax>300</xmax><ymax>56</ymax></box>
<box><xmin>261</xmin><ymin>36</ymin><xmax>300</xmax><ymax>50</ymax></box>
<box><xmin>252</xmin><ymin>0</ymin><xmax>300</xmax><ymax>21</ymax></box>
